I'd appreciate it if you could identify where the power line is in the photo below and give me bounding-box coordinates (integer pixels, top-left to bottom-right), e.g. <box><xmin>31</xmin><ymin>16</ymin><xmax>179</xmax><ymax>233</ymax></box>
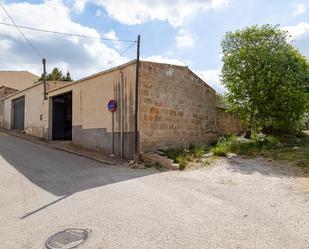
<box><xmin>0</xmin><ymin>2</ymin><xmax>138</xmax><ymax>74</ymax></box>
<box><xmin>102</xmin><ymin>41</ymin><xmax>136</xmax><ymax>71</ymax></box>
<box><xmin>119</xmin><ymin>41</ymin><xmax>137</xmax><ymax>56</ymax></box>
<box><xmin>96</xmin><ymin>41</ymin><xmax>137</xmax><ymax>73</ymax></box>
<box><xmin>0</xmin><ymin>22</ymin><xmax>137</xmax><ymax>43</ymax></box>
<box><xmin>0</xmin><ymin>1</ymin><xmax>42</xmax><ymax>59</ymax></box>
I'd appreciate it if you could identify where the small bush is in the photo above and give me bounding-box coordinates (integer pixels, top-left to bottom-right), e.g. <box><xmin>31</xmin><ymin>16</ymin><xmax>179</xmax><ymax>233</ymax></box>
<box><xmin>211</xmin><ymin>144</ymin><xmax>229</xmax><ymax>156</ymax></box>
<box><xmin>211</xmin><ymin>136</ymin><xmax>238</xmax><ymax>156</ymax></box>
<box><xmin>188</xmin><ymin>144</ymin><xmax>208</xmax><ymax>158</ymax></box>
<box><xmin>164</xmin><ymin>144</ymin><xmax>208</xmax><ymax>170</ymax></box>
<box><xmin>175</xmin><ymin>155</ymin><xmax>188</xmax><ymax>170</ymax></box>
<box><xmin>165</xmin><ymin>148</ymin><xmax>184</xmax><ymax>162</ymax></box>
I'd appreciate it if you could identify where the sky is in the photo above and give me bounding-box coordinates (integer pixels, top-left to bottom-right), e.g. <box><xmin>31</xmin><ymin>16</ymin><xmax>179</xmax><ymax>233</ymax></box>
<box><xmin>0</xmin><ymin>0</ymin><xmax>309</xmax><ymax>93</ymax></box>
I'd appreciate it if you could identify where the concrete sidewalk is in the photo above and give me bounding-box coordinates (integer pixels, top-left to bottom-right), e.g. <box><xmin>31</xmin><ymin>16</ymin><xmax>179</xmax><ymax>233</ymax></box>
<box><xmin>0</xmin><ymin>128</ymin><xmax>127</xmax><ymax>165</ymax></box>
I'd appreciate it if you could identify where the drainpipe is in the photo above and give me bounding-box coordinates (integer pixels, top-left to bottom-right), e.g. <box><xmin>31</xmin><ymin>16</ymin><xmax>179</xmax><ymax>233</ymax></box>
<box><xmin>42</xmin><ymin>58</ymin><xmax>47</xmax><ymax>100</ymax></box>
<box><xmin>120</xmin><ymin>71</ymin><xmax>124</xmax><ymax>158</ymax></box>
<box><xmin>134</xmin><ymin>35</ymin><xmax>140</xmax><ymax>161</ymax></box>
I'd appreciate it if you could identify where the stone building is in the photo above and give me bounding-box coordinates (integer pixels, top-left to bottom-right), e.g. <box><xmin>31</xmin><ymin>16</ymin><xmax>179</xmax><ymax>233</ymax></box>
<box><xmin>2</xmin><ymin>60</ymin><xmax>241</xmax><ymax>159</ymax></box>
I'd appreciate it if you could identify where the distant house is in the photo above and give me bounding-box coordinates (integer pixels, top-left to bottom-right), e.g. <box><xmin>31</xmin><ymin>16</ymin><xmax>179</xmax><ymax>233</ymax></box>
<box><xmin>0</xmin><ymin>71</ymin><xmax>39</xmax><ymax>90</ymax></box>
<box><xmin>2</xmin><ymin>81</ymin><xmax>67</xmax><ymax>136</ymax></box>
<box><xmin>0</xmin><ymin>71</ymin><xmax>39</xmax><ymax>127</ymax></box>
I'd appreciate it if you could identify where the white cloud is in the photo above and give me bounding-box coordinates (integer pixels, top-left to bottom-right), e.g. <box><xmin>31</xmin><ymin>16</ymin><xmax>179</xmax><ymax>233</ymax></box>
<box><xmin>0</xmin><ymin>0</ymin><xmax>128</xmax><ymax>79</ymax></box>
<box><xmin>103</xmin><ymin>30</ymin><xmax>122</xmax><ymax>50</ymax></box>
<box><xmin>0</xmin><ymin>39</ymin><xmax>11</xmax><ymax>50</ymax></box>
<box><xmin>95</xmin><ymin>9</ymin><xmax>103</xmax><ymax>17</ymax></box>
<box><xmin>285</xmin><ymin>22</ymin><xmax>309</xmax><ymax>40</ymax></box>
<box><xmin>196</xmin><ymin>69</ymin><xmax>226</xmax><ymax>93</ymax></box>
<box><xmin>176</xmin><ymin>30</ymin><xmax>197</xmax><ymax>48</ymax></box>
<box><xmin>292</xmin><ymin>3</ymin><xmax>306</xmax><ymax>17</ymax></box>
<box><xmin>142</xmin><ymin>55</ymin><xmax>187</xmax><ymax>66</ymax></box>
<box><xmin>73</xmin><ymin>0</ymin><xmax>230</xmax><ymax>27</ymax></box>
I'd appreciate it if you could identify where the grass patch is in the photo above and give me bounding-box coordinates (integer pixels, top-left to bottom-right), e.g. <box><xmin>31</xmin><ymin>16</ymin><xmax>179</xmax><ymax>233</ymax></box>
<box><xmin>164</xmin><ymin>144</ymin><xmax>209</xmax><ymax>170</ymax></box>
<box><xmin>211</xmin><ymin>131</ymin><xmax>309</xmax><ymax>171</ymax></box>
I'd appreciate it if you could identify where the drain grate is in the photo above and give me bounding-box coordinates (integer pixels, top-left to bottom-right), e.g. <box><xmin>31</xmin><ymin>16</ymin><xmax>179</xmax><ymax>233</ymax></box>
<box><xmin>45</xmin><ymin>229</ymin><xmax>89</xmax><ymax>249</ymax></box>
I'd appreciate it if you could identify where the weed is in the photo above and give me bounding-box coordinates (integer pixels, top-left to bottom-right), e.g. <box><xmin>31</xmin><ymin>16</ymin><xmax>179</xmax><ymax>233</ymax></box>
<box><xmin>188</xmin><ymin>144</ymin><xmax>208</xmax><ymax>158</ymax></box>
<box><xmin>164</xmin><ymin>144</ymin><xmax>208</xmax><ymax>170</ymax></box>
<box><xmin>175</xmin><ymin>155</ymin><xmax>188</xmax><ymax>170</ymax></box>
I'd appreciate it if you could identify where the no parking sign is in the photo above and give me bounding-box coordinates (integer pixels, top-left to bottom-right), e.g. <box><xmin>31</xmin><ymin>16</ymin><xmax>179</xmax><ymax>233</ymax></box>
<box><xmin>107</xmin><ymin>100</ymin><xmax>117</xmax><ymax>112</ymax></box>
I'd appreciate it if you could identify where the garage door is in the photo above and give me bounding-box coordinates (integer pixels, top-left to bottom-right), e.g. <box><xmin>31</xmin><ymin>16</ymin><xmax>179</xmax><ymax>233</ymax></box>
<box><xmin>12</xmin><ymin>96</ymin><xmax>25</xmax><ymax>130</ymax></box>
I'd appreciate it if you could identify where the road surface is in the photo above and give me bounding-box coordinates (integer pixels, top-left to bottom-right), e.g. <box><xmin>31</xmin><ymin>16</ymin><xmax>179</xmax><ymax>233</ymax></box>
<box><xmin>0</xmin><ymin>133</ymin><xmax>308</xmax><ymax>249</ymax></box>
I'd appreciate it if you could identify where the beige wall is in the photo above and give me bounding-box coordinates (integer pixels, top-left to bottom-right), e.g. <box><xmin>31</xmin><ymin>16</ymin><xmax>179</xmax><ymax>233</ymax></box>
<box><xmin>46</xmin><ymin>63</ymin><xmax>137</xmax><ymax>157</ymax></box>
<box><xmin>47</xmin><ymin>63</ymin><xmax>136</xmax><ymax>132</ymax></box>
<box><xmin>3</xmin><ymin>84</ymin><xmax>45</xmax><ymax>137</ymax></box>
<box><xmin>138</xmin><ymin>61</ymin><xmax>217</xmax><ymax>153</ymax></box>
<box><xmin>0</xmin><ymin>71</ymin><xmax>39</xmax><ymax>90</ymax></box>
<box><xmin>3</xmin><ymin>82</ymin><xmax>66</xmax><ymax>137</ymax></box>
<box><xmin>216</xmin><ymin>107</ymin><xmax>243</xmax><ymax>136</ymax></box>
<box><xmin>0</xmin><ymin>86</ymin><xmax>19</xmax><ymax>127</ymax></box>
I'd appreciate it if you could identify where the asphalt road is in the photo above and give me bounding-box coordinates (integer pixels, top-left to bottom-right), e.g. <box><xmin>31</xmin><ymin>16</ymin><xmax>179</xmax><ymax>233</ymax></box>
<box><xmin>0</xmin><ymin>133</ymin><xmax>308</xmax><ymax>249</ymax></box>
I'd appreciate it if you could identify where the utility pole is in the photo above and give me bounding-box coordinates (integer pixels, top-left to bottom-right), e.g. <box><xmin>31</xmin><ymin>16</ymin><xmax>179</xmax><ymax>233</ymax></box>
<box><xmin>42</xmin><ymin>58</ymin><xmax>47</xmax><ymax>100</ymax></box>
<box><xmin>134</xmin><ymin>35</ymin><xmax>141</xmax><ymax>161</ymax></box>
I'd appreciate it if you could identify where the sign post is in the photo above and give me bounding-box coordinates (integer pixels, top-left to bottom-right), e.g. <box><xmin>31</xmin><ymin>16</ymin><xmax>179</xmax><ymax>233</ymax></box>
<box><xmin>108</xmin><ymin>100</ymin><xmax>117</xmax><ymax>155</ymax></box>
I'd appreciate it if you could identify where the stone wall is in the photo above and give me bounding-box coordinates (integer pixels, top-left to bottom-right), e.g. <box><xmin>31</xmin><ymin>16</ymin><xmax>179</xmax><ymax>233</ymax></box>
<box><xmin>216</xmin><ymin>107</ymin><xmax>243</xmax><ymax>136</ymax></box>
<box><xmin>138</xmin><ymin>61</ymin><xmax>217</xmax><ymax>152</ymax></box>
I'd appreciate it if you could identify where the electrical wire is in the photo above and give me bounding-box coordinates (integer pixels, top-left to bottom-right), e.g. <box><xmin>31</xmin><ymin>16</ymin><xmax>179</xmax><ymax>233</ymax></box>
<box><xmin>0</xmin><ymin>1</ymin><xmax>42</xmax><ymax>59</ymax></box>
<box><xmin>0</xmin><ymin>2</ymin><xmax>138</xmax><ymax>71</ymax></box>
<box><xmin>119</xmin><ymin>41</ymin><xmax>137</xmax><ymax>56</ymax></box>
<box><xmin>97</xmin><ymin>41</ymin><xmax>137</xmax><ymax>72</ymax></box>
<box><xmin>0</xmin><ymin>22</ymin><xmax>137</xmax><ymax>43</ymax></box>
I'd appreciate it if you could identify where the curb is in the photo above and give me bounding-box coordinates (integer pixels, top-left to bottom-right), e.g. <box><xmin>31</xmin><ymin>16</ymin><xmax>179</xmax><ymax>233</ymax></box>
<box><xmin>0</xmin><ymin>129</ymin><xmax>119</xmax><ymax>166</ymax></box>
<box><xmin>52</xmin><ymin>145</ymin><xmax>117</xmax><ymax>165</ymax></box>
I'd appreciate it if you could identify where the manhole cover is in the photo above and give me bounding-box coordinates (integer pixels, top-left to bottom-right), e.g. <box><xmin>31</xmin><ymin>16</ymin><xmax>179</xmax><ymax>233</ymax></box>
<box><xmin>45</xmin><ymin>229</ymin><xmax>89</xmax><ymax>249</ymax></box>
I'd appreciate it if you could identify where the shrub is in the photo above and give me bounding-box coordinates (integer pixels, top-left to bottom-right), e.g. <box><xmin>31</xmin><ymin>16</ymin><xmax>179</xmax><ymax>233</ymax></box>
<box><xmin>164</xmin><ymin>144</ymin><xmax>208</xmax><ymax>170</ymax></box>
<box><xmin>175</xmin><ymin>155</ymin><xmax>189</xmax><ymax>170</ymax></box>
<box><xmin>188</xmin><ymin>144</ymin><xmax>208</xmax><ymax>158</ymax></box>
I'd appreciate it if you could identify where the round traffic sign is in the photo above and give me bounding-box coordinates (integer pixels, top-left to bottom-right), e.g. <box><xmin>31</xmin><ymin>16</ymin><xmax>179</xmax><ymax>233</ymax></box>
<box><xmin>107</xmin><ymin>99</ymin><xmax>117</xmax><ymax>112</ymax></box>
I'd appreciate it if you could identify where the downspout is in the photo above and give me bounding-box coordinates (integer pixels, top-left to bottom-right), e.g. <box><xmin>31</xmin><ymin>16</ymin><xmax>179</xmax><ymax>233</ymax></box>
<box><xmin>120</xmin><ymin>71</ymin><xmax>124</xmax><ymax>158</ymax></box>
<box><xmin>134</xmin><ymin>35</ymin><xmax>141</xmax><ymax>161</ymax></box>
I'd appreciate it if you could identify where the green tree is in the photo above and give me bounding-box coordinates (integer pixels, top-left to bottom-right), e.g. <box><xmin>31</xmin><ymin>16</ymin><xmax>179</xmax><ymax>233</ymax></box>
<box><xmin>38</xmin><ymin>67</ymin><xmax>73</xmax><ymax>82</ymax></box>
<box><xmin>216</xmin><ymin>93</ymin><xmax>229</xmax><ymax>109</ymax></box>
<box><xmin>221</xmin><ymin>24</ymin><xmax>309</xmax><ymax>134</ymax></box>
<box><xmin>64</xmin><ymin>71</ymin><xmax>72</xmax><ymax>81</ymax></box>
